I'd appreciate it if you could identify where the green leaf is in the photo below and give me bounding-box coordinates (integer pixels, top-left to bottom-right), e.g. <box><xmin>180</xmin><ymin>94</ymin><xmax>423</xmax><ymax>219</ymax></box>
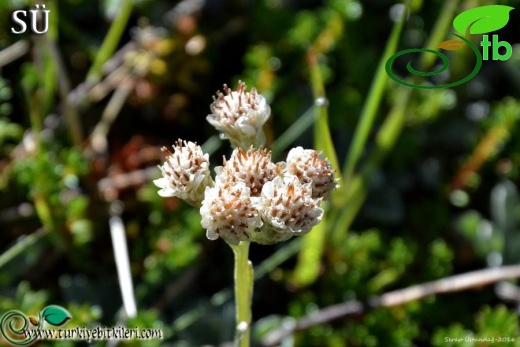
<box><xmin>453</xmin><ymin>5</ymin><xmax>514</xmax><ymax>35</ymax></box>
<box><xmin>291</xmin><ymin>211</ymin><xmax>328</xmax><ymax>287</ymax></box>
<box><xmin>342</xmin><ymin>1</ymin><xmax>407</xmax><ymax>182</ymax></box>
<box><xmin>41</xmin><ymin>306</ymin><xmax>71</xmax><ymax>326</ymax></box>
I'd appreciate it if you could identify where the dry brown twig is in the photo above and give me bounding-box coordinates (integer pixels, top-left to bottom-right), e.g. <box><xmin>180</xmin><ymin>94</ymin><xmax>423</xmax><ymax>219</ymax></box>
<box><xmin>0</xmin><ymin>40</ymin><xmax>29</xmax><ymax>67</ymax></box>
<box><xmin>97</xmin><ymin>166</ymin><xmax>158</xmax><ymax>198</ymax></box>
<box><xmin>262</xmin><ymin>265</ymin><xmax>520</xmax><ymax>346</ymax></box>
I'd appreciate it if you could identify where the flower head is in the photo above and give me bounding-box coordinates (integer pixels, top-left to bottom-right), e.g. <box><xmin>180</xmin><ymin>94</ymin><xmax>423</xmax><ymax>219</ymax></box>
<box><xmin>207</xmin><ymin>81</ymin><xmax>271</xmax><ymax>149</ymax></box>
<box><xmin>252</xmin><ymin>175</ymin><xmax>323</xmax><ymax>244</ymax></box>
<box><xmin>154</xmin><ymin>139</ymin><xmax>214</xmax><ymax>206</ymax></box>
<box><xmin>200</xmin><ymin>181</ymin><xmax>263</xmax><ymax>245</ymax></box>
<box><xmin>215</xmin><ymin>147</ymin><xmax>283</xmax><ymax>197</ymax></box>
<box><xmin>154</xmin><ymin>82</ymin><xmax>338</xmax><ymax>246</ymax></box>
<box><xmin>286</xmin><ymin>147</ymin><xmax>338</xmax><ymax>199</ymax></box>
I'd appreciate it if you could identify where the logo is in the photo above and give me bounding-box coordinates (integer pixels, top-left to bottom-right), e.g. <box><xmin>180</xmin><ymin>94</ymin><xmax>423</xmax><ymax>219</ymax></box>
<box><xmin>385</xmin><ymin>5</ymin><xmax>514</xmax><ymax>89</ymax></box>
<box><xmin>0</xmin><ymin>306</ymin><xmax>163</xmax><ymax>345</ymax></box>
<box><xmin>1</xmin><ymin>306</ymin><xmax>71</xmax><ymax>346</ymax></box>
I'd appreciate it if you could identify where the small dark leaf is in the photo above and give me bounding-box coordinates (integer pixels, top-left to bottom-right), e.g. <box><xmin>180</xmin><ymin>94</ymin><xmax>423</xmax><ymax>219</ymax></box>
<box><xmin>41</xmin><ymin>306</ymin><xmax>71</xmax><ymax>326</ymax></box>
<box><xmin>438</xmin><ymin>40</ymin><xmax>465</xmax><ymax>50</ymax></box>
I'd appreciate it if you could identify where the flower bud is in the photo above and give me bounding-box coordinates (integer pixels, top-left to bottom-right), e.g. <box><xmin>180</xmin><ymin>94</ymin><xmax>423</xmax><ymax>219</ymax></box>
<box><xmin>207</xmin><ymin>81</ymin><xmax>271</xmax><ymax>149</ymax></box>
<box><xmin>154</xmin><ymin>139</ymin><xmax>214</xmax><ymax>206</ymax></box>
<box><xmin>252</xmin><ymin>175</ymin><xmax>323</xmax><ymax>244</ymax></box>
<box><xmin>200</xmin><ymin>181</ymin><xmax>263</xmax><ymax>245</ymax></box>
<box><xmin>215</xmin><ymin>147</ymin><xmax>283</xmax><ymax>197</ymax></box>
<box><xmin>286</xmin><ymin>147</ymin><xmax>338</xmax><ymax>199</ymax></box>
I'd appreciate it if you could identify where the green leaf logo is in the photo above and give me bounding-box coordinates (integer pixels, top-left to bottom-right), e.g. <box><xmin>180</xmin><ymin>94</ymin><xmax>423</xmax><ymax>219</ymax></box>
<box><xmin>453</xmin><ymin>5</ymin><xmax>514</xmax><ymax>35</ymax></box>
<box><xmin>437</xmin><ymin>39</ymin><xmax>465</xmax><ymax>51</ymax></box>
<box><xmin>41</xmin><ymin>305</ymin><xmax>71</xmax><ymax>326</ymax></box>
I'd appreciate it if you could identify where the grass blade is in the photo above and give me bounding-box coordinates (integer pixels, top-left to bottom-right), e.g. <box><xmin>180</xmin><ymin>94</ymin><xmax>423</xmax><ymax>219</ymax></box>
<box><xmin>342</xmin><ymin>3</ymin><xmax>408</xmax><ymax>182</ymax></box>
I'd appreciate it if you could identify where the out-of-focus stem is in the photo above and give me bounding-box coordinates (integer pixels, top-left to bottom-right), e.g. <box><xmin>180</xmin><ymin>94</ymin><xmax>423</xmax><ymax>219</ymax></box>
<box><xmin>87</xmin><ymin>0</ymin><xmax>134</xmax><ymax>82</ymax></box>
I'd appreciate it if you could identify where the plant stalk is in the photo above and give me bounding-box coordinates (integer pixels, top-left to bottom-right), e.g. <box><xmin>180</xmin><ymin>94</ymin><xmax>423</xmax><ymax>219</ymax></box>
<box><xmin>87</xmin><ymin>0</ymin><xmax>134</xmax><ymax>82</ymax></box>
<box><xmin>341</xmin><ymin>2</ymin><xmax>408</xmax><ymax>183</ymax></box>
<box><xmin>231</xmin><ymin>241</ymin><xmax>253</xmax><ymax>347</ymax></box>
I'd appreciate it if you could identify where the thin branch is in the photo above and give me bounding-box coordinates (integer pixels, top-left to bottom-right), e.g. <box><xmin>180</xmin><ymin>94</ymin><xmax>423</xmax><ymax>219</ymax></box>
<box><xmin>109</xmin><ymin>201</ymin><xmax>137</xmax><ymax>319</ymax></box>
<box><xmin>495</xmin><ymin>281</ymin><xmax>520</xmax><ymax>304</ymax></box>
<box><xmin>68</xmin><ymin>42</ymin><xmax>136</xmax><ymax>108</ymax></box>
<box><xmin>90</xmin><ymin>77</ymin><xmax>135</xmax><ymax>153</ymax></box>
<box><xmin>43</xmin><ymin>34</ymin><xmax>84</xmax><ymax>146</ymax></box>
<box><xmin>0</xmin><ymin>228</ymin><xmax>49</xmax><ymax>270</ymax></box>
<box><xmin>89</xmin><ymin>47</ymin><xmax>152</xmax><ymax>154</ymax></box>
<box><xmin>153</xmin><ymin>265</ymin><xmax>201</xmax><ymax>311</ymax></box>
<box><xmin>0</xmin><ymin>40</ymin><xmax>29</xmax><ymax>67</ymax></box>
<box><xmin>97</xmin><ymin>167</ymin><xmax>158</xmax><ymax>194</ymax></box>
<box><xmin>262</xmin><ymin>265</ymin><xmax>520</xmax><ymax>346</ymax></box>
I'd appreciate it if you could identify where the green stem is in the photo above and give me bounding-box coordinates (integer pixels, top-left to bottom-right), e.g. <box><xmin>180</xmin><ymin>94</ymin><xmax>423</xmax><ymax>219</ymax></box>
<box><xmin>171</xmin><ymin>238</ymin><xmax>303</xmax><ymax>336</ymax></box>
<box><xmin>286</xmin><ymin>49</ymin><xmax>338</xmax><ymax>287</ymax></box>
<box><xmin>308</xmin><ymin>49</ymin><xmax>340</xmax><ymax>175</ymax></box>
<box><xmin>44</xmin><ymin>0</ymin><xmax>83</xmax><ymax>146</ymax></box>
<box><xmin>230</xmin><ymin>241</ymin><xmax>253</xmax><ymax>347</ymax></box>
<box><xmin>86</xmin><ymin>0</ymin><xmax>134</xmax><ymax>82</ymax></box>
<box><xmin>419</xmin><ymin>0</ymin><xmax>461</xmax><ymax>69</ymax></box>
<box><xmin>332</xmin><ymin>89</ymin><xmax>410</xmax><ymax>243</ymax></box>
<box><xmin>333</xmin><ymin>0</ymin><xmax>462</xmax><ymax>237</ymax></box>
<box><xmin>0</xmin><ymin>229</ymin><xmax>48</xmax><ymax>270</ymax></box>
<box><xmin>342</xmin><ymin>2</ymin><xmax>408</xmax><ymax>183</ymax></box>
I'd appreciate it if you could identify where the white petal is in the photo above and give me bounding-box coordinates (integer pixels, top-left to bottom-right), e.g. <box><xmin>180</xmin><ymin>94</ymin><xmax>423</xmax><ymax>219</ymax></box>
<box><xmin>153</xmin><ymin>178</ymin><xmax>167</xmax><ymax>189</ymax></box>
<box><xmin>237</xmin><ymin>122</ymin><xmax>257</xmax><ymax>138</ymax></box>
<box><xmin>158</xmin><ymin>188</ymin><xmax>176</xmax><ymax>197</ymax></box>
<box><xmin>206</xmin><ymin>229</ymin><xmax>219</xmax><ymax>240</ymax></box>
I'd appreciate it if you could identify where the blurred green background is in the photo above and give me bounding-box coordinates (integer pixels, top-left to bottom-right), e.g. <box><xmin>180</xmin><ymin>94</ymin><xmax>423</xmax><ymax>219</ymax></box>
<box><xmin>1</xmin><ymin>0</ymin><xmax>520</xmax><ymax>346</ymax></box>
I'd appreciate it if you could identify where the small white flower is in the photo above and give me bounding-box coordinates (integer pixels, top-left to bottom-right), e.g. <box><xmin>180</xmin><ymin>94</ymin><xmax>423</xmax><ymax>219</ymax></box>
<box><xmin>215</xmin><ymin>147</ymin><xmax>283</xmax><ymax>197</ymax></box>
<box><xmin>200</xmin><ymin>181</ymin><xmax>263</xmax><ymax>245</ymax></box>
<box><xmin>207</xmin><ymin>81</ymin><xmax>271</xmax><ymax>149</ymax></box>
<box><xmin>253</xmin><ymin>175</ymin><xmax>323</xmax><ymax>244</ymax></box>
<box><xmin>154</xmin><ymin>139</ymin><xmax>214</xmax><ymax>206</ymax></box>
<box><xmin>286</xmin><ymin>147</ymin><xmax>338</xmax><ymax>199</ymax></box>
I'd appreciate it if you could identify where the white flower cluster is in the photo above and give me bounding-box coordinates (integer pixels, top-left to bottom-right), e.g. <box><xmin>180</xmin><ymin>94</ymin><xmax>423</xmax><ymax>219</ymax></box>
<box><xmin>201</xmin><ymin>146</ymin><xmax>337</xmax><ymax>244</ymax></box>
<box><xmin>155</xmin><ymin>82</ymin><xmax>338</xmax><ymax>245</ymax></box>
<box><xmin>207</xmin><ymin>81</ymin><xmax>270</xmax><ymax>149</ymax></box>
